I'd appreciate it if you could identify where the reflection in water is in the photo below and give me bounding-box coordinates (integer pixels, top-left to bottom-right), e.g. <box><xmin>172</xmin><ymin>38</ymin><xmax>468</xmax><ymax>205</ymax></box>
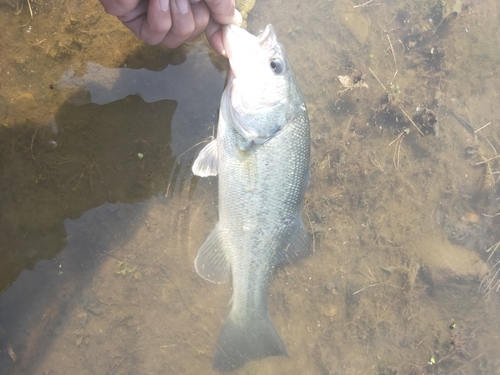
<box><xmin>55</xmin><ymin>51</ymin><xmax>226</xmax><ymax>157</ymax></box>
<box><xmin>57</xmin><ymin>61</ymin><xmax>211</xmax><ymax>105</ymax></box>
<box><xmin>0</xmin><ymin>45</ymin><xmax>226</xmax><ymax>293</ymax></box>
<box><xmin>0</xmin><ymin>95</ymin><xmax>177</xmax><ymax>292</ymax></box>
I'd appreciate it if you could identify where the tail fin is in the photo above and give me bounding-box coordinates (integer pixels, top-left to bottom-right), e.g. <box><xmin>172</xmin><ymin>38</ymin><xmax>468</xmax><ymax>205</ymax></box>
<box><xmin>213</xmin><ymin>313</ymin><xmax>287</xmax><ymax>372</ymax></box>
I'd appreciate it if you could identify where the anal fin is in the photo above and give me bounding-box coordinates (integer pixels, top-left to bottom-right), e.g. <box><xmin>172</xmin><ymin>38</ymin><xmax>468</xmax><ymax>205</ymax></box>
<box><xmin>278</xmin><ymin>217</ymin><xmax>313</xmax><ymax>266</ymax></box>
<box><xmin>194</xmin><ymin>224</ymin><xmax>230</xmax><ymax>284</ymax></box>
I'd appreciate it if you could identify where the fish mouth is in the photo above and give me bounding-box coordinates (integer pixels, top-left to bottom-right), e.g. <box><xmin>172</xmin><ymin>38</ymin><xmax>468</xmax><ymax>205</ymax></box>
<box><xmin>222</xmin><ymin>25</ymin><xmax>259</xmax><ymax>79</ymax></box>
<box><xmin>222</xmin><ymin>24</ymin><xmax>261</xmax><ymax>57</ymax></box>
<box><xmin>222</xmin><ymin>24</ymin><xmax>286</xmax><ymax>142</ymax></box>
<box><xmin>222</xmin><ymin>24</ymin><xmax>242</xmax><ymax>60</ymax></box>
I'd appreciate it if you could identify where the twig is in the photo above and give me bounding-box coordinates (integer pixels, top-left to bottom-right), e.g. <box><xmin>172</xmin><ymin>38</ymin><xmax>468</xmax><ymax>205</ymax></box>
<box><xmin>394</xmin><ymin>135</ymin><xmax>403</xmax><ymax>168</ymax></box>
<box><xmin>343</xmin><ymin>115</ymin><xmax>354</xmax><ymax>138</ymax></box>
<box><xmin>165</xmin><ymin>182</ymin><xmax>171</xmax><ymax>197</ymax></box>
<box><xmin>30</xmin><ymin>127</ymin><xmax>43</xmax><ymax>168</ymax></box>
<box><xmin>416</xmin><ymin>336</ymin><xmax>427</xmax><ymax>347</ymax></box>
<box><xmin>398</xmin><ymin>105</ymin><xmax>425</xmax><ymax>136</ymax></box>
<box><xmin>27</xmin><ymin>0</ymin><xmax>33</xmax><ymax>18</ymax></box>
<box><xmin>368</xmin><ymin>67</ymin><xmax>386</xmax><ymax>91</ymax></box>
<box><xmin>389</xmin><ymin>132</ymin><xmax>405</xmax><ymax>169</ymax></box>
<box><xmin>386</xmin><ymin>34</ymin><xmax>398</xmax><ymax>71</ymax></box>
<box><xmin>30</xmin><ymin>127</ymin><xmax>38</xmax><ymax>159</ymax></box>
<box><xmin>474</xmin><ymin>121</ymin><xmax>492</xmax><ymax>133</ymax></box>
<box><xmin>177</xmin><ymin>136</ymin><xmax>214</xmax><ymax>160</ymax></box>
<box><xmin>475</xmin><ymin>154</ymin><xmax>500</xmax><ymax>165</ymax></box>
<box><xmin>353</xmin><ymin>0</ymin><xmax>374</xmax><ymax>8</ymax></box>
<box><xmin>485</xmin><ymin>137</ymin><xmax>498</xmax><ymax>154</ymax></box>
<box><xmin>486</xmin><ymin>240</ymin><xmax>500</xmax><ymax>262</ymax></box>
<box><xmin>366</xmin><ymin>266</ymin><xmax>376</xmax><ymax>281</ymax></box>
<box><xmin>352</xmin><ymin>283</ymin><xmax>379</xmax><ymax>295</ymax></box>
<box><xmin>479</xmin><ymin>260</ymin><xmax>500</xmax><ymax>294</ymax></box>
<box><xmin>481</xmin><ymin>212</ymin><xmax>500</xmax><ymax>218</ymax></box>
<box><xmin>388</xmin><ymin>131</ymin><xmax>404</xmax><ymax>146</ymax></box>
<box><xmin>390</xmin><ymin>69</ymin><xmax>398</xmax><ymax>86</ymax></box>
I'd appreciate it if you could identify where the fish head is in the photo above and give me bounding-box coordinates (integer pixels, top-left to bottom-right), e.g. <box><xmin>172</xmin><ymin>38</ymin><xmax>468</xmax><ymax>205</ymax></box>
<box><xmin>223</xmin><ymin>24</ymin><xmax>299</xmax><ymax>143</ymax></box>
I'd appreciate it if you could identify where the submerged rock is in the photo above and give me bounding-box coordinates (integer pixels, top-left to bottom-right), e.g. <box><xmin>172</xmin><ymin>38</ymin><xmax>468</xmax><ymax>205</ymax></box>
<box><xmin>416</xmin><ymin>236</ymin><xmax>488</xmax><ymax>286</ymax></box>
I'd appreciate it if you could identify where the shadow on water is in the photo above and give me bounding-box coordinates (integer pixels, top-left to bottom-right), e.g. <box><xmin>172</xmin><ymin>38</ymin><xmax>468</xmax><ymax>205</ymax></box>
<box><xmin>0</xmin><ymin>93</ymin><xmax>177</xmax><ymax>293</ymax></box>
<box><xmin>0</xmin><ymin>33</ymin><xmax>225</xmax><ymax>372</ymax></box>
<box><xmin>0</xmin><ymin>39</ymin><xmax>226</xmax><ymax>292</ymax></box>
<box><xmin>0</xmin><ymin>88</ymin><xmax>179</xmax><ymax>371</ymax></box>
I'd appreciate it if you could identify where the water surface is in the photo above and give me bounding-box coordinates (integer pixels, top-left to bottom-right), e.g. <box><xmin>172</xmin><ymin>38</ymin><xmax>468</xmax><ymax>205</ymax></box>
<box><xmin>1</xmin><ymin>0</ymin><xmax>499</xmax><ymax>374</ymax></box>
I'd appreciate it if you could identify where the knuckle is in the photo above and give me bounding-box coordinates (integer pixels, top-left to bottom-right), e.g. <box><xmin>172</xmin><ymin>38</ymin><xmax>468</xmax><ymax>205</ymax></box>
<box><xmin>172</xmin><ymin>22</ymin><xmax>196</xmax><ymax>39</ymax></box>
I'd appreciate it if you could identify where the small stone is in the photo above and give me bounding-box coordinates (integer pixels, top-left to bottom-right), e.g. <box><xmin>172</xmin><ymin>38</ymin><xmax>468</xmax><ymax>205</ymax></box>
<box><xmin>15</xmin><ymin>92</ymin><xmax>37</xmax><ymax>109</ymax></box>
<box><xmin>321</xmin><ymin>302</ymin><xmax>337</xmax><ymax>317</ymax></box>
<box><xmin>417</xmin><ymin>237</ymin><xmax>488</xmax><ymax>285</ymax></box>
<box><xmin>461</xmin><ymin>212</ymin><xmax>480</xmax><ymax>224</ymax></box>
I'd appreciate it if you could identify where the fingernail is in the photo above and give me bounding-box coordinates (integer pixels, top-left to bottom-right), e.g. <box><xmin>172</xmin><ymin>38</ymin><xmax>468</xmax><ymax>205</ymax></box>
<box><xmin>216</xmin><ymin>9</ymin><xmax>242</xmax><ymax>26</ymax></box>
<box><xmin>175</xmin><ymin>0</ymin><xmax>189</xmax><ymax>14</ymax></box>
<box><xmin>160</xmin><ymin>0</ymin><xmax>169</xmax><ymax>11</ymax></box>
<box><xmin>189</xmin><ymin>0</ymin><xmax>201</xmax><ymax>3</ymax></box>
<box><xmin>233</xmin><ymin>10</ymin><xmax>243</xmax><ymax>26</ymax></box>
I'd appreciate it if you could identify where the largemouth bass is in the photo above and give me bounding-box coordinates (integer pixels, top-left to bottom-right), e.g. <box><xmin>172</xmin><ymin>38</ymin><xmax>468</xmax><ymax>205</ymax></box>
<box><xmin>192</xmin><ymin>24</ymin><xmax>311</xmax><ymax>371</ymax></box>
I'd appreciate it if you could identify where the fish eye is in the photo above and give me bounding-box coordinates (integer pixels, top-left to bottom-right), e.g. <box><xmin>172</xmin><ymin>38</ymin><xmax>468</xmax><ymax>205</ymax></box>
<box><xmin>270</xmin><ymin>58</ymin><xmax>284</xmax><ymax>74</ymax></box>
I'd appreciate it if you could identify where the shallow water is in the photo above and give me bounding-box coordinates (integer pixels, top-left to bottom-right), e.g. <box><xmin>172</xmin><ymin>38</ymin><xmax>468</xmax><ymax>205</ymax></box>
<box><xmin>1</xmin><ymin>0</ymin><xmax>500</xmax><ymax>374</ymax></box>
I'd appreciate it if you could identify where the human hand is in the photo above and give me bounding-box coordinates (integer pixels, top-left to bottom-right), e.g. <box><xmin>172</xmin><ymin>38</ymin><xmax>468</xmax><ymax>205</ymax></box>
<box><xmin>100</xmin><ymin>0</ymin><xmax>242</xmax><ymax>55</ymax></box>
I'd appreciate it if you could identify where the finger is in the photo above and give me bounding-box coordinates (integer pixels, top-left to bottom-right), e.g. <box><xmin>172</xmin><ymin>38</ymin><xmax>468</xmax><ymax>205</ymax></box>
<box><xmin>116</xmin><ymin>0</ymin><xmax>148</xmax><ymax>22</ymax></box>
<box><xmin>204</xmin><ymin>0</ymin><xmax>241</xmax><ymax>25</ymax></box>
<box><xmin>205</xmin><ymin>16</ymin><xmax>225</xmax><ymax>55</ymax></box>
<box><xmin>100</xmin><ymin>0</ymin><xmax>142</xmax><ymax>16</ymax></box>
<box><xmin>120</xmin><ymin>0</ymin><xmax>172</xmax><ymax>45</ymax></box>
<box><xmin>162</xmin><ymin>0</ymin><xmax>195</xmax><ymax>48</ymax></box>
<box><xmin>185</xmin><ymin>1</ymin><xmax>210</xmax><ymax>42</ymax></box>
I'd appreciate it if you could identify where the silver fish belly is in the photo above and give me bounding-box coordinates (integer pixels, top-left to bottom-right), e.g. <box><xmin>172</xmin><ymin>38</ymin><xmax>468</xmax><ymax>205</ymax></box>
<box><xmin>192</xmin><ymin>24</ymin><xmax>312</xmax><ymax>372</ymax></box>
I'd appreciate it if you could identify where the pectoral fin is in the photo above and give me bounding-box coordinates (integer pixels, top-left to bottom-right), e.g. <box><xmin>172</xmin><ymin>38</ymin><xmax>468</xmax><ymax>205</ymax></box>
<box><xmin>192</xmin><ymin>139</ymin><xmax>218</xmax><ymax>177</ymax></box>
<box><xmin>194</xmin><ymin>224</ymin><xmax>230</xmax><ymax>284</ymax></box>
